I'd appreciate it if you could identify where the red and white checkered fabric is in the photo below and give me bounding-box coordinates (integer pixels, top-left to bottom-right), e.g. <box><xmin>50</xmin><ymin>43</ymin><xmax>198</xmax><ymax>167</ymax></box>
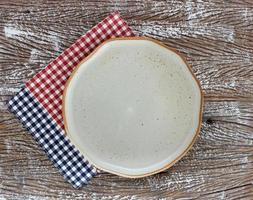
<box><xmin>26</xmin><ymin>12</ymin><xmax>134</xmax><ymax>130</ymax></box>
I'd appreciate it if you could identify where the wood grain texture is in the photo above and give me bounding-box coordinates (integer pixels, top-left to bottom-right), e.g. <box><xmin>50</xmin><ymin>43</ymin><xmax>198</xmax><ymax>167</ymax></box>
<box><xmin>0</xmin><ymin>0</ymin><xmax>253</xmax><ymax>199</ymax></box>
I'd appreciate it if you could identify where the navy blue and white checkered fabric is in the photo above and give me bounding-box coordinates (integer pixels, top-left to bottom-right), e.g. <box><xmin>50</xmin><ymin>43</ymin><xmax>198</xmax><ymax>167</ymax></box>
<box><xmin>8</xmin><ymin>88</ymin><xmax>96</xmax><ymax>188</ymax></box>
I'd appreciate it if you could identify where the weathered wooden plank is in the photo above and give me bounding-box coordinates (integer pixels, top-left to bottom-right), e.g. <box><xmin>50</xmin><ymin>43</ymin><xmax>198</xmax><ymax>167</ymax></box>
<box><xmin>1</xmin><ymin>1</ymin><xmax>253</xmax><ymax>98</ymax></box>
<box><xmin>1</xmin><ymin>100</ymin><xmax>253</xmax><ymax>199</ymax></box>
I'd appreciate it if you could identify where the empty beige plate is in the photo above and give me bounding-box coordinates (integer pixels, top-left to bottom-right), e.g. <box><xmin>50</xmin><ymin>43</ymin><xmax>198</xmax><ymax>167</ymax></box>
<box><xmin>63</xmin><ymin>37</ymin><xmax>203</xmax><ymax>178</ymax></box>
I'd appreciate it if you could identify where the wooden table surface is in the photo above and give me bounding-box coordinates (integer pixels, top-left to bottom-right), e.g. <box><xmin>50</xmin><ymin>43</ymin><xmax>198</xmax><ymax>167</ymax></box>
<box><xmin>1</xmin><ymin>1</ymin><xmax>253</xmax><ymax>199</ymax></box>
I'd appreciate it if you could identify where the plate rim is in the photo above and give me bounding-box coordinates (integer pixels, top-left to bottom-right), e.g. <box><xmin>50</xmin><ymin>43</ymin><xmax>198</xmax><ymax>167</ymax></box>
<box><xmin>62</xmin><ymin>36</ymin><xmax>204</xmax><ymax>178</ymax></box>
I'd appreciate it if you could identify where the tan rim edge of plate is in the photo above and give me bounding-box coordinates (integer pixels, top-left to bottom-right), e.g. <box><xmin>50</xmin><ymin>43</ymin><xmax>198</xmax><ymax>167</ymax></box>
<box><xmin>62</xmin><ymin>36</ymin><xmax>204</xmax><ymax>178</ymax></box>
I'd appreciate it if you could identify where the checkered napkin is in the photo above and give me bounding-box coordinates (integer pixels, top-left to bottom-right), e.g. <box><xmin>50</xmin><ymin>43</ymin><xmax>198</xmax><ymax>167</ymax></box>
<box><xmin>7</xmin><ymin>12</ymin><xmax>134</xmax><ymax>188</ymax></box>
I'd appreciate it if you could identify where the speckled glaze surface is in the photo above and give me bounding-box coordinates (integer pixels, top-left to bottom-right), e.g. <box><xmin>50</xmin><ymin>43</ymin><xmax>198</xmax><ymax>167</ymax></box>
<box><xmin>63</xmin><ymin>37</ymin><xmax>203</xmax><ymax>177</ymax></box>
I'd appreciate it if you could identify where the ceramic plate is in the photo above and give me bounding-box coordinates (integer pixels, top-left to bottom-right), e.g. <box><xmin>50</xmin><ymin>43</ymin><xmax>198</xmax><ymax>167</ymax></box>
<box><xmin>63</xmin><ymin>37</ymin><xmax>203</xmax><ymax>177</ymax></box>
